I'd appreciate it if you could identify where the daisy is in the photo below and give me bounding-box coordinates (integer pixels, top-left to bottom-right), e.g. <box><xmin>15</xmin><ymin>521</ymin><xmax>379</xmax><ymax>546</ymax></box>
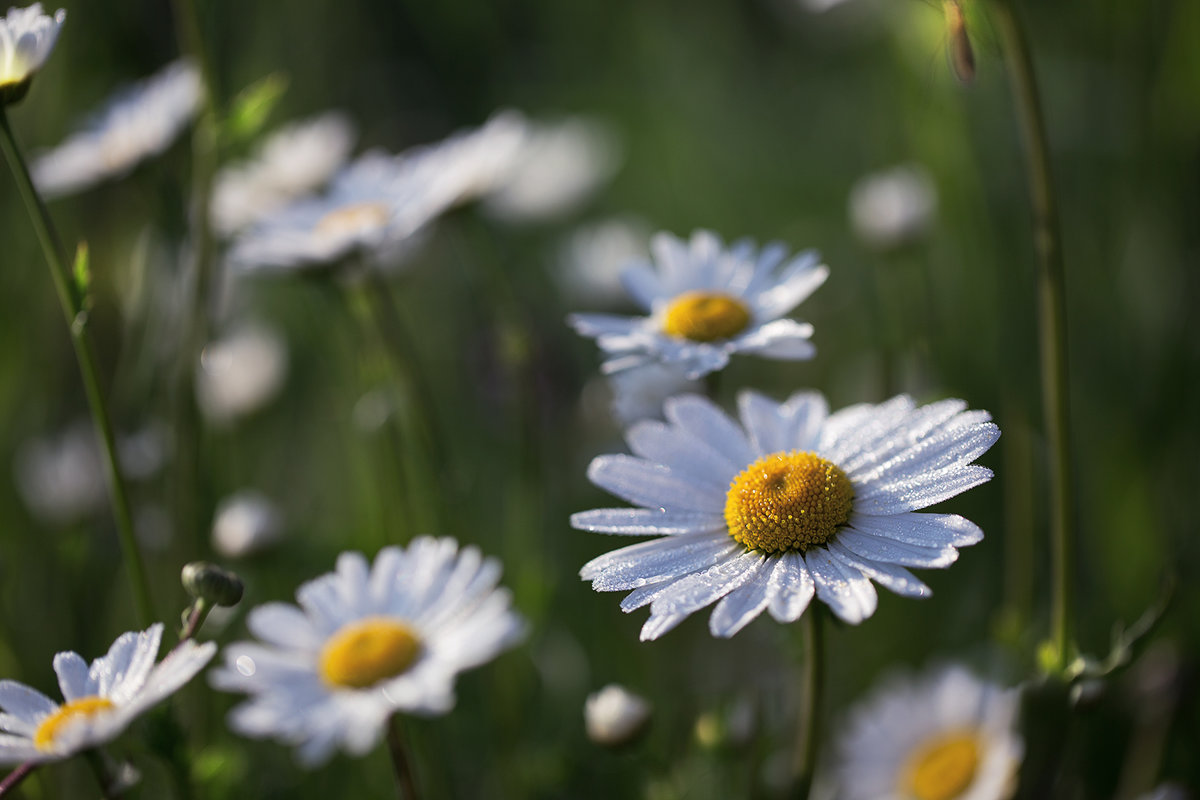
<box><xmin>573</xmin><ymin>390</ymin><xmax>998</xmax><ymax>640</ymax></box>
<box><xmin>849</xmin><ymin>164</ymin><xmax>937</xmax><ymax>251</ymax></box>
<box><xmin>584</xmin><ymin>684</ymin><xmax>651</xmax><ymax>747</ymax></box>
<box><xmin>0</xmin><ymin>4</ymin><xmax>64</xmax><ymax>104</ymax></box>
<box><xmin>210</xmin><ymin>537</ymin><xmax>527</xmax><ymax>765</ymax></box>
<box><xmin>0</xmin><ymin>624</ymin><xmax>215</xmax><ymax>763</ymax></box>
<box><xmin>568</xmin><ymin>230</ymin><xmax>829</xmax><ymax>380</ymax></box>
<box><xmin>835</xmin><ymin>665</ymin><xmax>1023</xmax><ymax>800</ymax></box>
<box><xmin>31</xmin><ymin>60</ymin><xmax>201</xmax><ymax>198</ymax></box>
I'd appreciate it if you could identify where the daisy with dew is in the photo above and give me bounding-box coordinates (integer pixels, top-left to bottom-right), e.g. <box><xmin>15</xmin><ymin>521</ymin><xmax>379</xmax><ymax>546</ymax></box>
<box><xmin>834</xmin><ymin>665</ymin><xmax>1023</xmax><ymax>800</ymax></box>
<box><xmin>569</xmin><ymin>230</ymin><xmax>829</xmax><ymax>380</ymax></box>
<box><xmin>211</xmin><ymin>537</ymin><xmax>527</xmax><ymax>765</ymax></box>
<box><xmin>0</xmin><ymin>3</ymin><xmax>64</xmax><ymax>105</ymax></box>
<box><xmin>0</xmin><ymin>624</ymin><xmax>215</xmax><ymax>764</ymax></box>
<box><xmin>31</xmin><ymin>60</ymin><xmax>201</xmax><ymax>198</ymax></box>
<box><xmin>573</xmin><ymin>390</ymin><xmax>998</xmax><ymax>639</ymax></box>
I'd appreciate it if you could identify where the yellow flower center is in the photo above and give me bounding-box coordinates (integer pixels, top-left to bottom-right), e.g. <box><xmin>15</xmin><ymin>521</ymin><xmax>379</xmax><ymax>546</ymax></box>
<box><xmin>318</xmin><ymin>617</ymin><xmax>422</xmax><ymax>689</ymax></box>
<box><xmin>662</xmin><ymin>291</ymin><xmax>751</xmax><ymax>342</ymax></box>
<box><xmin>315</xmin><ymin>202</ymin><xmax>390</xmax><ymax>238</ymax></box>
<box><xmin>33</xmin><ymin>696</ymin><xmax>115</xmax><ymax>751</ymax></box>
<box><xmin>903</xmin><ymin>731</ymin><xmax>981</xmax><ymax>800</ymax></box>
<box><xmin>724</xmin><ymin>451</ymin><xmax>854</xmax><ymax>553</ymax></box>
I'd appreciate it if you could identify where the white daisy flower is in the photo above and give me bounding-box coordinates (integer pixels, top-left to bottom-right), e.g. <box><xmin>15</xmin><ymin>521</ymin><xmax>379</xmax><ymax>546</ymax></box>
<box><xmin>849</xmin><ymin>164</ymin><xmax>937</xmax><ymax>251</ymax></box>
<box><xmin>835</xmin><ymin>665</ymin><xmax>1023</xmax><ymax>800</ymax></box>
<box><xmin>573</xmin><ymin>390</ymin><xmax>998</xmax><ymax>640</ymax></box>
<box><xmin>584</xmin><ymin>684</ymin><xmax>651</xmax><ymax>747</ymax></box>
<box><xmin>210</xmin><ymin>538</ymin><xmax>527</xmax><ymax>765</ymax></box>
<box><xmin>568</xmin><ymin>230</ymin><xmax>829</xmax><ymax>380</ymax></box>
<box><xmin>31</xmin><ymin>60</ymin><xmax>201</xmax><ymax>198</ymax></box>
<box><xmin>196</xmin><ymin>324</ymin><xmax>288</xmax><ymax>423</ymax></box>
<box><xmin>211</xmin><ymin>491</ymin><xmax>283</xmax><ymax>558</ymax></box>
<box><xmin>211</xmin><ymin>112</ymin><xmax>356</xmax><ymax>236</ymax></box>
<box><xmin>0</xmin><ymin>624</ymin><xmax>215</xmax><ymax>764</ymax></box>
<box><xmin>0</xmin><ymin>4</ymin><xmax>64</xmax><ymax>103</ymax></box>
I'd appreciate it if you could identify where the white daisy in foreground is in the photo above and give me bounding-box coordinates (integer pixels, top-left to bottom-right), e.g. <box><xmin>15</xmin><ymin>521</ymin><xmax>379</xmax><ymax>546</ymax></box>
<box><xmin>835</xmin><ymin>665</ymin><xmax>1023</xmax><ymax>800</ymax></box>
<box><xmin>211</xmin><ymin>538</ymin><xmax>527</xmax><ymax>765</ymax></box>
<box><xmin>31</xmin><ymin>60</ymin><xmax>201</xmax><ymax>198</ymax></box>
<box><xmin>0</xmin><ymin>4</ymin><xmax>64</xmax><ymax>104</ymax></box>
<box><xmin>568</xmin><ymin>230</ymin><xmax>828</xmax><ymax>380</ymax></box>
<box><xmin>573</xmin><ymin>390</ymin><xmax>998</xmax><ymax>639</ymax></box>
<box><xmin>0</xmin><ymin>624</ymin><xmax>215</xmax><ymax>763</ymax></box>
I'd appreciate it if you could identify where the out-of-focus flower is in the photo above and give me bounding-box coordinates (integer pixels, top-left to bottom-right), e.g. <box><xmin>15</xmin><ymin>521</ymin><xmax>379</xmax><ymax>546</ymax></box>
<box><xmin>484</xmin><ymin>116</ymin><xmax>620</xmax><ymax>223</ymax></box>
<box><xmin>585</xmin><ymin>684</ymin><xmax>651</xmax><ymax>747</ymax></box>
<box><xmin>196</xmin><ymin>324</ymin><xmax>287</xmax><ymax>423</ymax></box>
<box><xmin>31</xmin><ymin>61</ymin><xmax>201</xmax><ymax>198</ymax></box>
<box><xmin>211</xmin><ymin>538</ymin><xmax>527</xmax><ymax>765</ymax></box>
<box><xmin>835</xmin><ymin>665</ymin><xmax>1023</xmax><ymax>800</ymax></box>
<box><xmin>1136</xmin><ymin>785</ymin><xmax>1190</xmax><ymax>800</ymax></box>
<box><xmin>849</xmin><ymin>164</ymin><xmax>937</xmax><ymax>251</ymax></box>
<box><xmin>211</xmin><ymin>112</ymin><xmax>356</xmax><ymax>236</ymax></box>
<box><xmin>555</xmin><ymin>217</ymin><xmax>651</xmax><ymax>307</ymax></box>
<box><xmin>569</xmin><ymin>230</ymin><xmax>828</xmax><ymax>380</ymax></box>
<box><xmin>211</xmin><ymin>491</ymin><xmax>283</xmax><ymax>558</ymax></box>
<box><xmin>0</xmin><ymin>624</ymin><xmax>215</xmax><ymax>763</ymax></box>
<box><xmin>0</xmin><ymin>4</ymin><xmax>64</xmax><ymax>104</ymax></box>
<box><xmin>608</xmin><ymin>362</ymin><xmax>701</xmax><ymax>426</ymax></box>
<box><xmin>574</xmin><ymin>390</ymin><xmax>997</xmax><ymax>640</ymax></box>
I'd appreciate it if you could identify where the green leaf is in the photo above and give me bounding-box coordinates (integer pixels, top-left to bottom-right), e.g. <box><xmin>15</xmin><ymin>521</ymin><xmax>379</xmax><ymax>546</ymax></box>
<box><xmin>222</xmin><ymin>73</ymin><xmax>289</xmax><ymax>146</ymax></box>
<box><xmin>71</xmin><ymin>241</ymin><xmax>90</xmax><ymax>305</ymax></box>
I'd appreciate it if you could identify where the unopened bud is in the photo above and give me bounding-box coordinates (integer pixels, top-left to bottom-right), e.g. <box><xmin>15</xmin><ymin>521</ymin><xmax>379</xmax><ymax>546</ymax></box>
<box><xmin>585</xmin><ymin>684</ymin><xmax>651</xmax><ymax>747</ymax></box>
<box><xmin>181</xmin><ymin>562</ymin><xmax>244</xmax><ymax>607</ymax></box>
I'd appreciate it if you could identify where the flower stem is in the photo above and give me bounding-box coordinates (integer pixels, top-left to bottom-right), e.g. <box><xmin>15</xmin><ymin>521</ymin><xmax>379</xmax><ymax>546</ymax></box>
<box><xmin>990</xmin><ymin>0</ymin><xmax>1076</xmax><ymax>673</ymax></box>
<box><xmin>0</xmin><ymin>763</ymin><xmax>36</xmax><ymax>797</ymax></box>
<box><xmin>0</xmin><ymin>108</ymin><xmax>155</xmax><ymax>628</ymax></box>
<box><xmin>386</xmin><ymin>716</ymin><xmax>420</xmax><ymax>800</ymax></box>
<box><xmin>793</xmin><ymin>607</ymin><xmax>825</xmax><ymax>798</ymax></box>
<box><xmin>82</xmin><ymin>749</ymin><xmax>124</xmax><ymax>799</ymax></box>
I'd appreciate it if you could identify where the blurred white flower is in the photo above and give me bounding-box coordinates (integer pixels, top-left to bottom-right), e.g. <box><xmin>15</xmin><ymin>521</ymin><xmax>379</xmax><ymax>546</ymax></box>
<box><xmin>196</xmin><ymin>324</ymin><xmax>288</xmax><ymax>423</ymax></box>
<box><xmin>211</xmin><ymin>538</ymin><xmax>527</xmax><ymax>765</ymax></box>
<box><xmin>608</xmin><ymin>361</ymin><xmax>701</xmax><ymax>426</ymax></box>
<box><xmin>556</xmin><ymin>217</ymin><xmax>651</xmax><ymax>307</ymax></box>
<box><xmin>31</xmin><ymin>60</ymin><xmax>201</xmax><ymax>198</ymax></box>
<box><xmin>835</xmin><ymin>665</ymin><xmax>1023</xmax><ymax>800</ymax></box>
<box><xmin>1137</xmin><ymin>785</ymin><xmax>1190</xmax><ymax>800</ymax></box>
<box><xmin>211</xmin><ymin>112</ymin><xmax>356</xmax><ymax>236</ymax></box>
<box><xmin>848</xmin><ymin>164</ymin><xmax>937</xmax><ymax>251</ymax></box>
<box><xmin>0</xmin><ymin>3</ymin><xmax>64</xmax><ymax>102</ymax></box>
<box><xmin>212</xmin><ymin>491</ymin><xmax>283</xmax><ymax>558</ymax></box>
<box><xmin>585</xmin><ymin>684</ymin><xmax>651</xmax><ymax>747</ymax></box>
<box><xmin>0</xmin><ymin>624</ymin><xmax>214</xmax><ymax>764</ymax></box>
<box><xmin>484</xmin><ymin>116</ymin><xmax>620</xmax><ymax>222</ymax></box>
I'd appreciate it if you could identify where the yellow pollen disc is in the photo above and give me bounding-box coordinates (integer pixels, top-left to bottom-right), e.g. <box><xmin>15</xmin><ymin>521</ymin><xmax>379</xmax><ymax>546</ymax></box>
<box><xmin>315</xmin><ymin>202</ymin><xmax>390</xmax><ymax>238</ymax></box>
<box><xmin>662</xmin><ymin>291</ymin><xmax>752</xmax><ymax>342</ymax></box>
<box><xmin>724</xmin><ymin>451</ymin><xmax>854</xmax><ymax>553</ymax></box>
<box><xmin>33</xmin><ymin>696</ymin><xmax>115</xmax><ymax>751</ymax></box>
<box><xmin>904</xmin><ymin>731</ymin><xmax>981</xmax><ymax>800</ymax></box>
<box><xmin>318</xmin><ymin>617</ymin><xmax>422</xmax><ymax>689</ymax></box>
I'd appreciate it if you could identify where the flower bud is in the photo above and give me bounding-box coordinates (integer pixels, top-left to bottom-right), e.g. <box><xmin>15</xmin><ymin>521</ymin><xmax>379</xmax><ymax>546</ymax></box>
<box><xmin>181</xmin><ymin>562</ymin><xmax>244</xmax><ymax>607</ymax></box>
<box><xmin>585</xmin><ymin>684</ymin><xmax>651</xmax><ymax>747</ymax></box>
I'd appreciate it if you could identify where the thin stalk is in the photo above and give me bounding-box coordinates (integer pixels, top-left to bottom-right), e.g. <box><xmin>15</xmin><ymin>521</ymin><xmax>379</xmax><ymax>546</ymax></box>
<box><xmin>82</xmin><ymin>749</ymin><xmax>123</xmax><ymax>800</ymax></box>
<box><xmin>386</xmin><ymin>716</ymin><xmax>420</xmax><ymax>800</ymax></box>
<box><xmin>990</xmin><ymin>0</ymin><xmax>1076</xmax><ymax>672</ymax></box>
<box><xmin>792</xmin><ymin>608</ymin><xmax>825</xmax><ymax>798</ymax></box>
<box><xmin>0</xmin><ymin>763</ymin><xmax>36</xmax><ymax>797</ymax></box>
<box><xmin>0</xmin><ymin>108</ymin><xmax>155</xmax><ymax>628</ymax></box>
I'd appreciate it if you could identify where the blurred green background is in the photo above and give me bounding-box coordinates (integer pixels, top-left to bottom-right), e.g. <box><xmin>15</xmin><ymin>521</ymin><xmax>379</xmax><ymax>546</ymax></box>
<box><xmin>0</xmin><ymin>0</ymin><xmax>1196</xmax><ymax>796</ymax></box>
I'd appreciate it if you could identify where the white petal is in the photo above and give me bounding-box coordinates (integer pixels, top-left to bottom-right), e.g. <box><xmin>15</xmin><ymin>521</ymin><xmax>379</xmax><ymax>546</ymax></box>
<box><xmin>847</xmin><ymin>418</ymin><xmax>999</xmax><ymax>488</ymax></box>
<box><xmin>737</xmin><ymin>391</ymin><xmax>787</xmax><ymax>456</ymax></box>
<box><xmin>568</xmin><ymin>312</ymin><xmax>639</xmax><ymax>338</ymax></box>
<box><xmin>663</xmin><ymin>394</ymin><xmax>756</xmax><ymax>467</ymax></box>
<box><xmin>641</xmin><ymin>550</ymin><xmax>762</xmax><ymax>640</ymax></box>
<box><xmin>581</xmin><ymin>532</ymin><xmax>737</xmax><ymax>587</ymax></box>
<box><xmin>827</xmin><ymin>540</ymin><xmax>932</xmax><ymax>598</ymax></box>
<box><xmin>847</xmin><ymin>511</ymin><xmax>983</xmax><ymax>547</ymax></box>
<box><xmin>733</xmin><ymin>320</ymin><xmax>816</xmax><ymax>360</ymax></box>
<box><xmin>587</xmin><ymin>454</ymin><xmax>725</xmax><ymax>513</ymax></box>
<box><xmin>766</xmin><ymin>551</ymin><xmax>815</xmax><ymax>623</ymax></box>
<box><xmin>836</xmin><ymin>399</ymin><xmax>972</xmax><ymax>474</ymax></box>
<box><xmin>806</xmin><ymin>547</ymin><xmax>877</xmax><ymax>624</ymax></box>
<box><xmin>570</xmin><ymin>507</ymin><xmax>726</xmax><ymax>536</ymax></box>
<box><xmin>619</xmin><ymin>263</ymin><xmax>664</xmax><ymax>310</ymax></box>
<box><xmin>818</xmin><ymin>396</ymin><xmax>915</xmax><ymax>464</ymax></box>
<box><xmin>854</xmin><ymin>463</ymin><xmax>994</xmax><ymax>514</ymax></box>
<box><xmin>53</xmin><ymin>652</ymin><xmax>94</xmax><ymax>701</ymax></box>
<box><xmin>708</xmin><ymin>556</ymin><xmax>773</xmax><ymax>637</ymax></box>
<box><xmin>750</xmin><ymin>257</ymin><xmax>827</xmax><ymax>320</ymax></box>
<box><xmin>626</xmin><ymin>419</ymin><xmax>741</xmax><ymax>487</ymax></box>
<box><xmin>0</xmin><ymin>682</ymin><xmax>56</xmax><ymax>722</ymax></box>
<box><xmin>246</xmin><ymin>603</ymin><xmax>324</xmax><ymax>651</ymax></box>
<box><xmin>836</xmin><ymin>528</ymin><xmax>957</xmax><ymax>568</ymax></box>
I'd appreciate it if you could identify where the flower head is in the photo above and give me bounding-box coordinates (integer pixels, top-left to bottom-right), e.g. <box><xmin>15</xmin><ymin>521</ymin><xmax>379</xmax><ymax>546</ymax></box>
<box><xmin>569</xmin><ymin>230</ymin><xmax>828</xmax><ymax>380</ymax></box>
<box><xmin>584</xmin><ymin>684</ymin><xmax>651</xmax><ymax>747</ymax></box>
<box><xmin>0</xmin><ymin>624</ymin><xmax>215</xmax><ymax>763</ymax></box>
<box><xmin>211</xmin><ymin>538</ymin><xmax>527</xmax><ymax>765</ymax></box>
<box><xmin>0</xmin><ymin>4</ymin><xmax>64</xmax><ymax>104</ymax></box>
<box><xmin>573</xmin><ymin>390</ymin><xmax>998</xmax><ymax>639</ymax></box>
<box><xmin>835</xmin><ymin>665</ymin><xmax>1023</xmax><ymax>800</ymax></box>
<box><xmin>31</xmin><ymin>60</ymin><xmax>201</xmax><ymax>198</ymax></box>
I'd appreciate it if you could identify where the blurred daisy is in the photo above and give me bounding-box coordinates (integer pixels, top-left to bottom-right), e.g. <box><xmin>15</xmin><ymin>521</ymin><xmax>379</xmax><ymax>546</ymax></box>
<box><xmin>211</xmin><ymin>112</ymin><xmax>356</xmax><ymax>236</ymax></box>
<box><xmin>196</xmin><ymin>324</ymin><xmax>288</xmax><ymax>423</ymax></box>
<box><xmin>0</xmin><ymin>624</ymin><xmax>215</xmax><ymax>763</ymax></box>
<box><xmin>211</xmin><ymin>491</ymin><xmax>283</xmax><ymax>558</ymax></box>
<box><xmin>555</xmin><ymin>216</ymin><xmax>651</xmax><ymax>307</ymax></box>
<box><xmin>31</xmin><ymin>60</ymin><xmax>201</xmax><ymax>198</ymax></box>
<box><xmin>568</xmin><ymin>230</ymin><xmax>828</xmax><ymax>380</ymax></box>
<box><xmin>835</xmin><ymin>665</ymin><xmax>1023</xmax><ymax>800</ymax></box>
<box><xmin>608</xmin><ymin>362</ymin><xmax>701</xmax><ymax>426</ymax></box>
<box><xmin>0</xmin><ymin>4</ymin><xmax>64</xmax><ymax>104</ymax></box>
<box><xmin>585</xmin><ymin>684</ymin><xmax>651</xmax><ymax>747</ymax></box>
<box><xmin>573</xmin><ymin>390</ymin><xmax>998</xmax><ymax>640</ymax></box>
<box><xmin>211</xmin><ymin>538</ymin><xmax>527</xmax><ymax>765</ymax></box>
<box><xmin>849</xmin><ymin>164</ymin><xmax>937</xmax><ymax>251</ymax></box>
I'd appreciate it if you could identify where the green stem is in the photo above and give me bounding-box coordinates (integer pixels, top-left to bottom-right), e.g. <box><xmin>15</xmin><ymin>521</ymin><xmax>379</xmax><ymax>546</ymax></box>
<box><xmin>0</xmin><ymin>108</ymin><xmax>155</xmax><ymax>628</ymax></box>
<box><xmin>386</xmin><ymin>716</ymin><xmax>420</xmax><ymax>800</ymax></box>
<box><xmin>990</xmin><ymin>0</ymin><xmax>1076</xmax><ymax>673</ymax></box>
<box><xmin>793</xmin><ymin>608</ymin><xmax>825</xmax><ymax>798</ymax></box>
<box><xmin>82</xmin><ymin>749</ymin><xmax>124</xmax><ymax>799</ymax></box>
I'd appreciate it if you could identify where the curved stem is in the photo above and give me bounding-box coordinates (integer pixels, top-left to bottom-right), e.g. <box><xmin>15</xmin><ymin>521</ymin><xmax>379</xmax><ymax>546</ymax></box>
<box><xmin>0</xmin><ymin>763</ymin><xmax>36</xmax><ymax>797</ymax></box>
<box><xmin>0</xmin><ymin>108</ymin><xmax>155</xmax><ymax>628</ymax></box>
<box><xmin>793</xmin><ymin>607</ymin><xmax>825</xmax><ymax>798</ymax></box>
<box><xmin>386</xmin><ymin>716</ymin><xmax>420</xmax><ymax>800</ymax></box>
<box><xmin>990</xmin><ymin>0</ymin><xmax>1076</xmax><ymax>672</ymax></box>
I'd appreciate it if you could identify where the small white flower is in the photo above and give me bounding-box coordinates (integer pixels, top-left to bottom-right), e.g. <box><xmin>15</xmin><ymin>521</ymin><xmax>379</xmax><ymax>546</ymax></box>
<box><xmin>849</xmin><ymin>164</ymin><xmax>937</xmax><ymax>251</ymax></box>
<box><xmin>211</xmin><ymin>112</ymin><xmax>356</xmax><ymax>236</ymax></box>
<box><xmin>196</xmin><ymin>324</ymin><xmax>287</xmax><ymax>423</ymax></box>
<box><xmin>0</xmin><ymin>4</ymin><xmax>64</xmax><ymax>101</ymax></box>
<box><xmin>211</xmin><ymin>538</ymin><xmax>527</xmax><ymax>765</ymax></box>
<box><xmin>835</xmin><ymin>665</ymin><xmax>1023</xmax><ymax>800</ymax></box>
<box><xmin>585</xmin><ymin>684</ymin><xmax>651</xmax><ymax>747</ymax></box>
<box><xmin>211</xmin><ymin>491</ymin><xmax>283</xmax><ymax>558</ymax></box>
<box><xmin>555</xmin><ymin>217</ymin><xmax>651</xmax><ymax>307</ymax></box>
<box><xmin>0</xmin><ymin>624</ymin><xmax>215</xmax><ymax>763</ymax></box>
<box><xmin>569</xmin><ymin>230</ymin><xmax>828</xmax><ymax>380</ymax></box>
<box><xmin>31</xmin><ymin>60</ymin><xmax>201</xmax><ymax>198</ymax></box>
<box><xmin>574</xmin><ymin>390</ymin><xmax>998</xmax><ymax>640</ymax></box>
